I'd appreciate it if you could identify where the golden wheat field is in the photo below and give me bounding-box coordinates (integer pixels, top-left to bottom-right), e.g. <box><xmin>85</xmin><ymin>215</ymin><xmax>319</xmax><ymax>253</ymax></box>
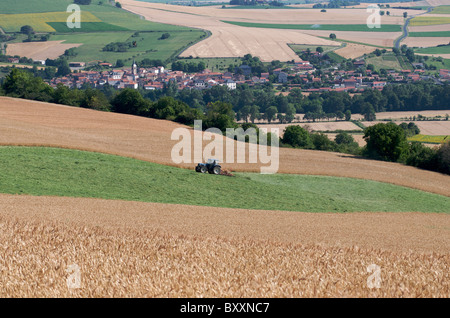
<box><xmin>119</xmin><ymin>0</ymin><xmax>408</xmax><ymax>61</ymax></box>
<box><xmin>0</xmin><ymin>195</ymin><xmax>449</xmax><ymax>297</ymax></box>
<box><xmin>6</xmin><ymin>41</ymin><xmax>82</xmax><ymax>61</ymax></box>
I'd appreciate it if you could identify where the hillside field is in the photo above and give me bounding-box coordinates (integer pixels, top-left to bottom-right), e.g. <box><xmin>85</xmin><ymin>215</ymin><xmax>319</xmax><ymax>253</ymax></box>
<box><xmin>0</xmin><ymin>97</ymin><xmax>449</xmax><ymax>298</ymax></box>
<box><xmin>2</xmin><ymin>146</ymin><xmax>448</xmax><ymax>213</ymax></box>
<box><xmin>1</xmin><ymin>97</ymin><xmax>449</xmax><ymax>196</ymax></box>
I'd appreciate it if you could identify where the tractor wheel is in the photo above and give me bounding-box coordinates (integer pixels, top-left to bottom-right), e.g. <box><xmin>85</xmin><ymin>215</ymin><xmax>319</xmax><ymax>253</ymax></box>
<box><xmin>200</xmin><ymin>166</ymin><xmax>207</xmax><ymax>173</ymax></box>
<box><xmin>212</xmin><ymin>166</ymin><xmax>221</xmax><ymax>175</ymax></box>
<box><xmin>195</xmin><ymin>166</ymin><xmax>200</xmax><ymax>172</ymax></box>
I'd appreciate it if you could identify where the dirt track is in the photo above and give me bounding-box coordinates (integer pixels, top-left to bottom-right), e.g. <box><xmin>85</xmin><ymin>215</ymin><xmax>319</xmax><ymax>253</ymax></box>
<box><xmin>1</xmin><ymin>97</ymin><xmax>449</xmax><ymax>196</ymax></box>
<box><xmin>0</xmin><ymin>194</ymin><xmax>448</xmax><ymax>297</ymax></box>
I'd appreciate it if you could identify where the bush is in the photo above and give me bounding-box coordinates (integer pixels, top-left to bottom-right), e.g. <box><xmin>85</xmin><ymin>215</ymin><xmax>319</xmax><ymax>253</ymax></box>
<box><xmin>74</xmin><ymin>0</ymin><xmax>92</xmax><ymax>4</ymax></box>
<box><xmin>159</xmin><ymin>33</ymin><xmax>170</xmax><ymax>40</ymax></box>
<box><xmin>281</xmin><ymin>125</ymin><xmax>313</xmax><ymax>149</ymax></box>
<box><xmin>363</xmin><ymin>122</ymin><xmax>409</xmax><ymax>162</ymax></box>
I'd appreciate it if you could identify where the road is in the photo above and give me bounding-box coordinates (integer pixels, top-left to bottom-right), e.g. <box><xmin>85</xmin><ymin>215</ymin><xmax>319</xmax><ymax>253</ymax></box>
<box><xmin>394</xmin><ymin>7</ymin><xmax>433</xmax><ymax>49</ymax></box>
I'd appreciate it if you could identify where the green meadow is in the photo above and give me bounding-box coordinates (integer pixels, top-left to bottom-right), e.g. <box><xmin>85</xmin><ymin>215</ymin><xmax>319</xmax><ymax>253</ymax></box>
<box><xmin>0</xmin><ymin>146</ymin><xmax>448</xmax><ymax>213</ymax></box>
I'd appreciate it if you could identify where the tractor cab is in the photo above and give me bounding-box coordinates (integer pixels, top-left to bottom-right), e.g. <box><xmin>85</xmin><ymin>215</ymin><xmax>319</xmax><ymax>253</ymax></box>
<box><xmin>195</xmin><ymin>159</ymin><xmax>221</xmax><ymax>175</ymax></box>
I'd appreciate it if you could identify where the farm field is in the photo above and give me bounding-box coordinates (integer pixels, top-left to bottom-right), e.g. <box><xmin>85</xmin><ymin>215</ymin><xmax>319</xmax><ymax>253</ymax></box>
<box><xmin>365</xmin><ymin>55</ymin><xmax>403</xmax><ymax>71</ymax></box>
<box><xmin>408</xmin><ymin>134</ymin><xmax>449</xmax><ymax>144</ymax></box>
<box><xmin>415</xmin><ymin>44</ymin><xmax>450</xmax><ymax>54</ymax></box>
<box><xmin>119</xmin><ymin>0</ymin><xmax>409</xmax><ymax>61</ymax></box>
<box><xmin>409</xmin><ymin>31</ymin><xmax>450</xmax><ymax>37</ymax></box>
<box><xmin>0</xmin><ymin>1</ymin><xmax>205</xmax><ymax>64</ymax></box>
<box><xmin>301</xmin><ymin>30</ymin><xmax>400</xmax><ymax>47</ymax></box>
<box><xmin>334</xmin><ymin>43</ymin><xmax>381</xmax><ymax>59</ymax></box>
<box><xmin>257</xmin><ymin>122</ymin><xmax>363</xmax><ymax>137</ymax></box>
<box><xmin>0</xmin><ymin>97</ymin><xmax>449</xmax><ymax>298</ymax></box>
<box><xmin>351</xmin><ymin>110</ymin><xmax>450</xmax><ymax>121</ymax></box>
<box><xmin>403</xmin><ymin>36</ymin><xmax>450</xmax><ymax>48</ymax></box>
<box><xmin>6</xmin><ymin>41</ymin><xmax>82</xmax><ymax>61</ymax></box>
<box><xmin>430</xmin><ymin>5</ymin><xmax>450</xmax><ymax>14</ymax></box>
<box><xmin>409</xmin><ymin>24</ymin><xmax>450</xmax><ymax>32</ymax></box>
<box><xmin>221</xmin><ymin>21</ymin><xmax>402</xmax><ymax>32</ymax></box>
<box><xmin>3</xmin><ymin>146</ymin><xmax>449</xmax><ymax>213</ymax></box>
<box><xmin>51</xmin><ymin>30</ymin><xmax>205</xmax><ymax>64</ymax></box>
<box><xmin>410</xmin><ymin>16</ymin><xmax>450</xmax><ymax>26</ymax></box>
<box><xmin>1</xmin><ymin>97</ymin><xmax>449</xmax><ymax>196</ymax></box>
<box><xmin>362</xmin><ymin>121</ymin><xmax>450</xmax><ymax>136</ymax></box>
<box><xmin>0</xmin><ymin>11</ymin><xmax>101</xmax><ymax>32</ymax></box>
<box><xmin>1</xmin><ymin>195</ymin><xmax>449</xmax><ymax>297</ymax></box>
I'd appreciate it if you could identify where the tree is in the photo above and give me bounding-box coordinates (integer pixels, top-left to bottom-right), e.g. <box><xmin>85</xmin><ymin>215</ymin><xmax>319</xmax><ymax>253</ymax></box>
<box><xmin>74</xmin><ymin>0</ymin><xmax>92</xmax><ymax>4</ymax></box>
<box><xmin>285</xmin><ymin>104</ymin><xmax>296</xmax><ymax>123</ymax></box>
<box><xmin>112</xmin><ymin>88</ymin><xmax>150</xmax><ymax>115</ymax></box>
<box><xmin>436</xmin><ymin>142</ymin><xmax>450</xmax><ymax>174</ymax></box>
<box><xmin>403</xmin><ymin>12</ymin><xmax>407</xmax><ymax>18</ymax></box>
<box><xmin>363</xmin><ymin>122</ymin><xmax>409</xmax><ymax>162</ymax></box>
<box><xmin>2</xmin><ymin>68</ymin><xmax>53</xmax><ymax>102</ymax></box>
<box><xmin>116</xmin><ymin>2</ymin><xmax>122</xmax><ymax>8</ymax></box>
<box><xmin>281</xmin><ymin>125</ymin><xmax>312</xmax><ymax>149</ymax></box>
<box><xmin>56</xmin><ymin>60</ymin><xmax>71</xmax><ymax>77</ymax></box>
<box><xmin>115</xmin><ymin>59</ymin><xmax>124</xmax><ymax>68</ymax></box>
<box><xmin>311</xmin><ymin>133</ymin><xmax>335</xmax><ymax>151</ymax></box>
<box><xmin>20</xmin><ymin>25</ymin><xmax>34</xmax><ymax>35</ymax></box>
<box><xmin>329</xmin><ymin>33</ymin><xmax>337</xmax><ymax>40</ymax></box>
<box><xmin>316</xmin><ymin>47</ymin><xmax>324</xmax><ymax>53</ymax></box>
<box><xmin>159</xmin><ymin>33</ymin><xmax>170</xmax><ymax>40</ymax></box>
<box><xmin>335</xmin><ymin>132</ymin><xmax>355</xmax><ymax>145</ymax></box>
<box><xmin>204</xmin><ymin>101</ymin><xmax>237</xmax><ymax>132</ymax></box>
<box><xmin>345</xmin><ymin>110</ymin><xmax>351</xmax><ymax>121</ymax></box>
<box><xmin>264</xmin><ymin>106</ymin><xmax>278</xmax><ymax>124</ymax></box>
<box><xmin>249</xmin><ymin>105</ymin><xmax>260</xmax><ymax>123</ymax></box>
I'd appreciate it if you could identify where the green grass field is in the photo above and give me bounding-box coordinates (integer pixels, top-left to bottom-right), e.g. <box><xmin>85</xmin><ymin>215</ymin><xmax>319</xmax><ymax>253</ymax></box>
<box><xmin>410</xmin><ymin>16</ymin><xmax>450</xmax><ymax>26</ymax></box>
<box><xmin>51</xmin><ymin>30</ymin><xmax>205</xmax><ymax>64</ymax></box>
<box><xmin>408</xmin><ymin>31</ymin><xmax>450</xmax><ymax>37</ymax></box>
<box><xmin>366</xmin><ymin>55</ymin><xmax>402</xmax><ymax>71</ymax></box>
<box><xmin>222</xmin><ymin>21</ymin><xmax>402</xmax><ymax>32</ymax></box>
<box><xmin>172</xmin><ymin>57</ymin><xmax>241</xmax><ymax>71</ymax></box>
<box><xmin>430</xmin><ymin>5</ymin><xmax>450</xmax><ymax>14</ymax></box>
<box><xmin>47</xmin><ymin>22</ymin><xmax>130</xmax><ymax>33</ymax></box>
<box><xmin>0</xmin><ymin>146</ymin><xmax>449</xmax><ymax>213</ymax></box>
<box><xmin>0</xmin><ymin>1</ymin><xmax>206</xmax><ymax>64</ymax></box>
<box><xmin>415</xmin><ymin>45</ymin><xmax>450</xmax><ymax>54</ymax></box>
<box><xmin>0</xmin><ymin>0</ymin><xmax>74</xmax><ymax>14</ymax></box>
<box><xmin>289</xmin><ymin>44</ymin><xmax>341</xmax><ymax>54</ymax></box>
<box><xmin>408</xmin><ymin>134</ymin><xmax>450</xmax><ymax>144</ymax></box>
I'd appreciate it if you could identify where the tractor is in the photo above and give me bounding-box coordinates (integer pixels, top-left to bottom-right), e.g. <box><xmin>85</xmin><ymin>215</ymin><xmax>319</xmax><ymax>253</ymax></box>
<box><xmin>195</xmin><ymin>159</ymin><xmax>221</xmax><ymax>175</ymax></box>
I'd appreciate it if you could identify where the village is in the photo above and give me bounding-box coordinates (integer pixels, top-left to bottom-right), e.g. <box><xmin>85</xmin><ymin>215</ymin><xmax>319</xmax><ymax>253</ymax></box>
<box><xmin>44</xmin><ymin>56</ymin><xmax>449</xmax><ymax>94</ymax></box>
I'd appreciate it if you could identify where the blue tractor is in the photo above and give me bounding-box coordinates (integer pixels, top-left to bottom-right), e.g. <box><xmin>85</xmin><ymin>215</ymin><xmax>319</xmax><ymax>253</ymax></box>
<box><xmin>195</xmin><ymin>158</ymin><xmax>221</xmax><ymax>175</ymax></box>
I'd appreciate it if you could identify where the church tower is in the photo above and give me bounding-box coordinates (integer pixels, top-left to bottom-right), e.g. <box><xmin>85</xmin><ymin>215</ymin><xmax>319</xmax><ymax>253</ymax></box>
<box><xmin>132</xmin><ymin>59</ymin><xmax>138</xmax><ymax>76</ymax></box>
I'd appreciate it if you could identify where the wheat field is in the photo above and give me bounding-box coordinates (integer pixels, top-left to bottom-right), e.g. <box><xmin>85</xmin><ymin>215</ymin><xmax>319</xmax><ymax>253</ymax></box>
<box><xmin>0</xmin><ymin>195</ymin><xmax>448</xmax><ymax>298</ymax></box>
